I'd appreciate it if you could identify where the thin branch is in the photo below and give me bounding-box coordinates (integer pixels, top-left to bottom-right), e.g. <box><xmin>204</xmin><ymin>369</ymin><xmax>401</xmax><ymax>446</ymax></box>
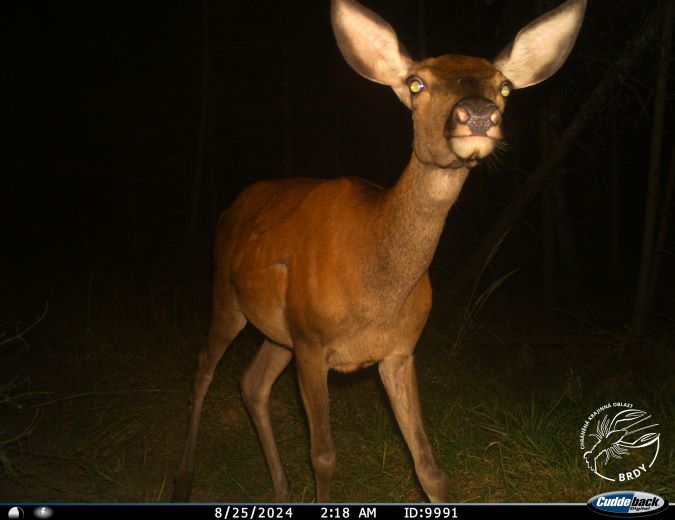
<box><xmin>29</xmin><ymin>388</ymin><xmax>179</xmax><ymax>409</ymax></box>
<box><xmin>0</xmin><ymin>409</ymin><xmax>42</xmax><ymax>448</ymax></box>
<box><xmin>0</xmin><ymin>303</ymin><xmax>49</xmax><ymax>351</ymax></box>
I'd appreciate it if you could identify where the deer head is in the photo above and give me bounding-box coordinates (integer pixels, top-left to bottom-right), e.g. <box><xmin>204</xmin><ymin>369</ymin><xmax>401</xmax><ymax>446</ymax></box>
<box><xmin>331</xmin><ymin>0</ymin><xmax>586</xmax><ymax>170</ymax></box>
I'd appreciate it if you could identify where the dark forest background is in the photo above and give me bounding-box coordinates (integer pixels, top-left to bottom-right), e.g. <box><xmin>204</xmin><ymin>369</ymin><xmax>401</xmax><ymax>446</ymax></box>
<box><xmin>3</xmin><ymin>0</ymin><xmax>674</xmax><ymax>323</ymax></box>
<box><xmin>1</xmin><ymin>0</ymin><xmax>674</xmax><ymax>503</ymax></box>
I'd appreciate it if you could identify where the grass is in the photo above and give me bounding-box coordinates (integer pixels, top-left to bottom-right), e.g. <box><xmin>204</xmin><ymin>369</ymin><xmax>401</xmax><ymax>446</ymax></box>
<box><xmin>1</xmin><ymin>273</ymin><xmax>673</xmax><ymax>503</ymax></box>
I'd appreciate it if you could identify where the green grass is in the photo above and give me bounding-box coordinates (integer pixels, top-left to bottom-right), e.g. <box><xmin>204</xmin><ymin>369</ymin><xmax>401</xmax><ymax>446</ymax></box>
<box><xmin>1</xmin><ymin>275</ymin><xmax>673</xmax><ymax>502</ymax></box>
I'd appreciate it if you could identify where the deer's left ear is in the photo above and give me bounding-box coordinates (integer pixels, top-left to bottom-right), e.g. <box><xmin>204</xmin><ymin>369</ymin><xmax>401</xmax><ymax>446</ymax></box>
<box><xmin>331</xmin><ymin>0</ymin><xmax>413</xmax><ymax>107</ymax></box>
<box><xmin>493</xmin><ymin>0</ymin><xmax>586</xmax><ymax>89</ymax></box>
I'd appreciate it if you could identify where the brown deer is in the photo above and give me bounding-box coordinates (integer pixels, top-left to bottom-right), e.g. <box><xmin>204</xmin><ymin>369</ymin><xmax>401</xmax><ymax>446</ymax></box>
<box><xmin>174</xmin><ymin>0</ymin><xmax>586</xmax><ymax>503</ymax></box>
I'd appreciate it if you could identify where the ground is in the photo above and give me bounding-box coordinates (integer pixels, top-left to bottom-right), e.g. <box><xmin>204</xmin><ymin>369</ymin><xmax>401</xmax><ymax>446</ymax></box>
<box><xmin>1</xmin><ymin>271</ymin><xmax>673</xmax><ymax>503</ymax></box>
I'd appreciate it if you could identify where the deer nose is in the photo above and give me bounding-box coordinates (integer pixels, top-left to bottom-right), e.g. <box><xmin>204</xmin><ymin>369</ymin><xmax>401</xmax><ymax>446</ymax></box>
<box><xmin>449</xmin><ymin>97</ymin><xmax>501</xmax><ymax>136</ymax></box>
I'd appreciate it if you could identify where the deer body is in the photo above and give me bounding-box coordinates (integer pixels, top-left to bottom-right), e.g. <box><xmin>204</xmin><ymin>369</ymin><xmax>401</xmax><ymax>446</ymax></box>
<box><xmin>174</xmin><ymin>0</ymin><xmax>586</xmax><ymax>502</ymax></box>
<box><xmin>223</xmin><ymin>156</ymin><xmax>466</xmax><ymax>372</ymax></box>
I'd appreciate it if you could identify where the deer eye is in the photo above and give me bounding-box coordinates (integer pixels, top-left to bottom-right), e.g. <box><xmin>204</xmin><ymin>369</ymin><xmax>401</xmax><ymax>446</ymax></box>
<box><xmin>408</xmin><ymin>77</ymin><xmax>425</xmax><ymax>94</ymax></box>
<box><xmin>500</xmin><ymin>81</ymin><xmax>512</xmax><ymax>97</ymax></box>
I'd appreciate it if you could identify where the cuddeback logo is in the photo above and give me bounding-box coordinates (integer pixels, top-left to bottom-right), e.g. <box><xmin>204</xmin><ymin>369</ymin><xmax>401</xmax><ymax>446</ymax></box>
<box><xmin>588</xmin><ymin>491</ymin><xmax>668</xmax><ymax>516</ymax></box>
<box><xmin>580</xmin><ymin>403</ymin><xmax>660</xmax><ymax>482</ymax></box>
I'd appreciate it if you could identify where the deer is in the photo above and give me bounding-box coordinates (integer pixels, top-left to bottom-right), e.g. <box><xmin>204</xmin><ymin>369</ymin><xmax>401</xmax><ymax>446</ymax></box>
<box><xmin>174</xmin><ymin>0</ymin><xmax>586</xmax><ymax>503</ymax></box>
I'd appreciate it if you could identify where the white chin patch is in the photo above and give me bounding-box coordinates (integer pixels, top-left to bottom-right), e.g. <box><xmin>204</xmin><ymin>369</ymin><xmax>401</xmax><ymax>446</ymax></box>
<box><xmin>450</xmin><ymin>136</ymin><xmax>495</xmax><ymax>160</ymax></box>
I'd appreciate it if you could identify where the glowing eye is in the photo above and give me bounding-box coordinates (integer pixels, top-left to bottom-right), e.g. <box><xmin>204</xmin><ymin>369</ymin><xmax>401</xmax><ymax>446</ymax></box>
<box><xmin>409</xmin><ymin>78</ymin><xmax>425</xmax><ymax>94</ymax></box>
<box><xmin>500</xmin><ymin>82</ymin><xmax>511</xmax><ymax>97</ymax></box>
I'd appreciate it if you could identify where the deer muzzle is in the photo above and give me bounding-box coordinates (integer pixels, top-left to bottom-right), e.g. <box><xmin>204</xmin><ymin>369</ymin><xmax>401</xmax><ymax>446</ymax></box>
<box><xmin>445</xmin><ymin>97</ymin><xmax>502</xmax><ymax>162</ymax></box>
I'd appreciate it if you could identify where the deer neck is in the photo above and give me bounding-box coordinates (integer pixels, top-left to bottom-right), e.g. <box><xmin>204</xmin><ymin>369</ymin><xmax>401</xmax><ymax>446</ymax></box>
<box><xmin>371</xmin><ymin>154</ymin><xmax>469</xmax><ymax>298</ymax></box>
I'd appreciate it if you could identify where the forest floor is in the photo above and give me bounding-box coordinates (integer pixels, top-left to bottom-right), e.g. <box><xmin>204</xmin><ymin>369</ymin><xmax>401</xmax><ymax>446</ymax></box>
<box><xmin>1</xmin><ymin>269</ymin><xmax>674</xmax><ymax>503</ymax></box>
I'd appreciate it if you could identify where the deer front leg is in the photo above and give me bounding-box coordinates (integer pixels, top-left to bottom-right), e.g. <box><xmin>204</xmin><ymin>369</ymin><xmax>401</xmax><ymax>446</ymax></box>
<box><xmin>379</xmin><ymin>354</ymin><xmax>450</xmax><ymax>502</ymax></box>
<box><xmin>295</xmin><ymin>345</ymin><xmax>335</xmax><ymax>502</ymax></box>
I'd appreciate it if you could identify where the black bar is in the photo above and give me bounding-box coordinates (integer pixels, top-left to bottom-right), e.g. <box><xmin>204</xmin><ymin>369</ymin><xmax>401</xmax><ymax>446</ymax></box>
<box><xmin>3</xmin><ymin>504</ymin><xmax>673</xmax><ymax>520</ymax></box>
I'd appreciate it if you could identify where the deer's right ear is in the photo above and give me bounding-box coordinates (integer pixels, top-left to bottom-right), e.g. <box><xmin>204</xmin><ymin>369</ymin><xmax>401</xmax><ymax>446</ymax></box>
<box><xmin>331</xmin><ymin>0</ymin><xmax>413</xmax><ymax>107</ymax></box>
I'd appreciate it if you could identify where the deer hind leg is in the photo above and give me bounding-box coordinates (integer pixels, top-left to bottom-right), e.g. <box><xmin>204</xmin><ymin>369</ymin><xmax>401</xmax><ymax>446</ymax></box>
<box><xmin>241</xmin><ymin>339</ymin><xmax>293</xmax><ymax>501</ymax></box>
<box><xmin>379</xmin><ymin>354</ymin><xmax>450</xmax><ymax>502</ymax></box>
<box><xmin>295</xmin><ymin>345</ymin><xmax>335</xmax><ymax>502</ymax></box>
<box><xmin>173</xmin><ymin>294</ymin><xmax>246</xmax><ymax>501</ymax></box>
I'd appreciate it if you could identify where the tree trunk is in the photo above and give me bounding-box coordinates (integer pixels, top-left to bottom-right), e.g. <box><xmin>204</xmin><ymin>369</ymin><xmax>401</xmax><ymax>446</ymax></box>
<box><xmin>609</xmin><ymin>101</ymin><xmax>621</xmax><ymax>282</ymax></box>
<box><xmin>446</xmin><ymin>4</ymin><xmax>660</xmax><ymax>303</ymax></box>
<box><xmin>648</xmin><ymin>137</ymin><xmax>675</xmax><ymax>313</ymax></box>
<box><xmin>608</xmin><ymin>5</ymin><xmax>621</xmax><ymax>282</ymax></box>
<box><xmin>632</xmin><ymin>0</ymin><xmax>674</xmax><ymax>335</ymax></box>
<box><xmin>283</xmin><ymin>53</ymin><xmax>293</xmax><ymax>179</ymax></box>
<box><xmin>189</xmin><ymin>0</ymin><xmax>211</xmax><ymax>247</ymax></box>
<box><xmin>334</xmin><ymin>101</ymin><xmax>341</xmax><ymax>177</ymax></box>
<box><xmin>540</xmin><ymin>96</ymin><xmax>559</xmax><ymax>306</ymax></box>
<box><xmin>553</xmin><ymin>171</ymin><xmax>578</xmax><ymax>300</ymax></box>
<box><xmin>541</xmin><ymin>183</ymin><xmax>557</xmax><ymax>306</ymax></box>
<box><xmin>417</xmin><ymin>0</ymin><xmax>428</xmax><ymax>59</ymax></box>
<box><xmin>540</xmin><ymin>107</ymin><xmax>579</xmax><ymax>306</ymax></box>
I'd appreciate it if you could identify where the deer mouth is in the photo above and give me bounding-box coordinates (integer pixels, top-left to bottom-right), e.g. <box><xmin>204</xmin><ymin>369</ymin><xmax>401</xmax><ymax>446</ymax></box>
<box><xmin>448</xmin><ymin>135</ymin><xmax>498</xmax><ymax>163</ymax></box>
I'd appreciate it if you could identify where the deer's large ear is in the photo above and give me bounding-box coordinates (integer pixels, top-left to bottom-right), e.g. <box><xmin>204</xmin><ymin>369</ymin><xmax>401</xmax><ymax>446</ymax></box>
<box><xmin>331</xmin><ymin>0</ymin><xmax>413</xmax><ymax>107</ymax></box>
<box><xmin>493</xmin><ymin>0</ymin><xmax>586</xmax><ymax>89</ymax></box>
